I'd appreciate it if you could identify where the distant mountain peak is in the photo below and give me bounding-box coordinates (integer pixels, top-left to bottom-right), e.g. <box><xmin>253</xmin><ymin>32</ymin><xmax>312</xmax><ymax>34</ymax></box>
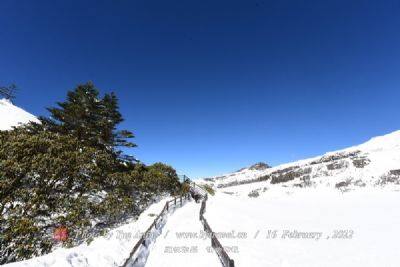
<box><xmin>248</xmin><ymin>162</ymin><xmax>271</xmax><ymax>171</ymax></box>
<box><xmin>200</xmin><ymin>130</ymin><xmax>400</xmax><ymax>191</ymax></box>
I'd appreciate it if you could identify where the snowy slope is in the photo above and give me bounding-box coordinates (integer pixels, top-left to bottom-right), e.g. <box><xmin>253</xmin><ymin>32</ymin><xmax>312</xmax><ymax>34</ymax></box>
<box><xmin>0</xmin><ymin>98</ymin><xmax>39</xmax><ymax>130</ymax></box>
<box><xmin>195</xmin><ymin>130</ymin><xmax>400</xmax><ymax>267</ymax></box>
<box><xmin>3</xmin><ymin>124</ymin><xmax>400</xmax><ymax>267</ymax></box>
<box><xmin>5</xmin><ymin>198</ymin><xmax>172</xmax><ymax>267</ymax></box>
<box><xmin>206</xmin><ymin>188</ymin><xmax>400</xmax><ymax>267</ymax></box>
<box><xmin>200</xmin><ymin>130</ymin><xmax>400</xmax><ymax>191</ymax></box>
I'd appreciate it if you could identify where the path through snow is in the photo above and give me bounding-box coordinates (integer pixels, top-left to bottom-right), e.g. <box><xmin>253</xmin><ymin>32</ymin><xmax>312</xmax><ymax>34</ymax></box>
<box><xmin>145</xmin><ymin>201</ymin><xmax>220</xmax><ymax>267</ymax></box>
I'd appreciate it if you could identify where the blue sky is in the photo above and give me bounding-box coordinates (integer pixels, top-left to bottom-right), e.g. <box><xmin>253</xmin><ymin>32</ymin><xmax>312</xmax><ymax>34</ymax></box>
<box><xmin>1</xmin><ymin>0</ymin><xmax>399</xmax><ymax>178</ymax></box>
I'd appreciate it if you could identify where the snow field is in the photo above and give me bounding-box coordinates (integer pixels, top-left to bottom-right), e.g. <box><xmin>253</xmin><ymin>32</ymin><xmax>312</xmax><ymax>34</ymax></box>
<box><xmin>206</xmin><ymin>189</ymin><xmax>400</xmax><ymax>267</ymax></box>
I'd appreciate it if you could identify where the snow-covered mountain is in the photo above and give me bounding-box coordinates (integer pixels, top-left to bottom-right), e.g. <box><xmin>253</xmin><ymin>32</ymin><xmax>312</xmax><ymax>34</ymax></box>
<box><xmin>200</xmin><ymin>130</ymin><xmax>400</xmax><ymax>191</ymax></box>
<box><xmin>0</xmin><ymin>98</ymin><xmax>39</xmax><ymax>130</ymax></box>
<box><xmin>198</xmin><ymin>131</ymin><xmax>400</xmax><ymax>267</ymax></box>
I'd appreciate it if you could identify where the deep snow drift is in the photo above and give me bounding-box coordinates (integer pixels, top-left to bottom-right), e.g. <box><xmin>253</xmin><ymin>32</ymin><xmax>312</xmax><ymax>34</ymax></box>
<box><xmin>0</xmin><ymin>98</ymin><xmax>39</xmax><ymax>130</ymax></box>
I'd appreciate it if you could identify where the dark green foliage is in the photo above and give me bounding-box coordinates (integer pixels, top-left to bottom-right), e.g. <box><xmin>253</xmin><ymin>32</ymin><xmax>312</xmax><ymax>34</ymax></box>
<box><xmin>0</xmin><ymin>84</ymin><xmax>182</xmax><ymax>263</ymax></box>
<box><xmin>141</xmin><ymin>163</ymin><xmax>181</xmax><ymax>196</ymax></box>
<box><xmin>200</xmin><ymin>184</ymin><xmax>215</xmax><ymax>196</ymax></box>
<box><xmin>40</xmin><ymin>82</ymin><xmax>135</xmax><ymax>158</ymax></box>
<box><xmin>0</xmin><ymin>128</ymin><xmax>181</xmax><ymax>263</ymax></box>
<box><xmin>0</xmin><ymin>128</ymin><xmax>115</xmax><ymax>262</ymax></box>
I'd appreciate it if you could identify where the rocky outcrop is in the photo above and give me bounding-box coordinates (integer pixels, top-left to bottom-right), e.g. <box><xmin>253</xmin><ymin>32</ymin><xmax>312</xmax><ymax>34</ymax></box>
<box><xmin>270</xmin><ymin>166</ymin><xmax>312</xmax><ymax>184</ymax></box>
<box><xmin>352</xmin><ymin>158</ymin><xmax>371</xmax><ymax>168</ymax></box>
<box><xmin>249</xmin><ymin>162</ymin><xmax>271</xmax><ymax>171</ymax></box>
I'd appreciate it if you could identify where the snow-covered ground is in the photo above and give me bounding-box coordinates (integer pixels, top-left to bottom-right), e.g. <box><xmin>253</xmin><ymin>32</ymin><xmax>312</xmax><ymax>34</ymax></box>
<box><xmin>200</xmin><ymin>130</ymin><xmax>400</xmax><ymax>190</ymax></box>
<box><xmin>5</xmin><ymin>198</ymin><xmax>171</xmax><ymax>267</ymax></box>
<box><xmin>2</xmin><ymin>100</ymin><xmax>400</xmax><ymax>267</ymax></box>
<box><xmin>206</xmin><ymin>187</ymin><xmax>400</xmax><ymax>267</ymax></box>
<box><xmin>0</xmin><ymin>98</ymin><xmax>39</xmax><ymax>130</ymax></box>
<box><xmin>146</xmin><ymin>201</ymin><xmax>220</xmax><ymax>267</ymax></box>
<box><xmin>196</xmin><ymin>129</ymin><xmax>400</xmax><ymax>267</ymax></box>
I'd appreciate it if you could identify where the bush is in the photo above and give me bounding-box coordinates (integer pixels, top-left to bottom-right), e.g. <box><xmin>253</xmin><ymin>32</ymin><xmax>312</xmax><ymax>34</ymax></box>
<box><xmin>201</xmin><ymin>184</ymin><xmax>215</xmax><ymax>196</ymax></box>
<box><xmin>179</xmin><ymin>182</ymin><xmax>191</xmax><ymax>195</ymax></box>
<box><xmin>141</xmin><ymin>163</ymin><xmax>181</xmax><ymax>196</ymax></box>
<box><xmin>0</xmin><ymin>83</ymin><xmax>183</xmax><ymax>264</ymax></box>
<box><xmin>248</xmin><ymin>190</ymin><xmax>260</xmax><ymax>198</ymax></box>
<box><xmin>0</xmin><ymin>128</ymin><xmax>139</xmax><ymax>263</ymax></box>
<box><xmin>335</xmin><ymin>179</ymin><xmax>352</xmax><ymax>189</ymax></box>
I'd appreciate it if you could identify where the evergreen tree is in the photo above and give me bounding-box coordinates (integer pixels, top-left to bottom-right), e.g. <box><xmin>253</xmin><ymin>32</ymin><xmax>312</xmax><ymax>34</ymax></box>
<box><xmin>142</xmin><ymin>163</ymin><xmax>181</xmax><ymax>195</ymax></box>
<box><xmin>0</xmin><ymin>127</ymin><xmax>138</xmax><ymax>263</ymax></box>
<box><xmin>0</xmin><ymin>82</ymin><xmax>183</xmax><ymax>264</ymax></box>
<box><xmin>42</xmin><ymin>82</ymin><xmax>135</xmax><ymax>157</ymax></box>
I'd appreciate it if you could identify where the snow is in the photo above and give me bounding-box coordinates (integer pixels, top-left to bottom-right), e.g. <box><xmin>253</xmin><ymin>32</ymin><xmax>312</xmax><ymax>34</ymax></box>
<box><xmin>5</xmin><ymin>198</ymin><xmax>171</xmax><ymax>267</ymax></box>
<box><xmin>145</xmin><ymin>201</ymin><xmax>220</xmax><ymax>267</ymax></box>
<box><xmin>205</xmin><ymin>188</ymin><xmax>400</xmax><ymax>267</ymax></box>
<box><xmin>2</xmin><ymin>99</ymin><xmax>399</xmax><ymax>267</ymax></box>
<box><xmin>0</xmin><ymin>98</ymin><xmax>39</xmax><ymax>130</ymax></box>
<box><xmin>194</xmin><ymin>130</ymin><xmax>400</xmax><ymax>266</ymax></box>
<box><xmin>200</xmin><ymin>130</ymin><xmax>400</xmax><ymax>189</ymax></box>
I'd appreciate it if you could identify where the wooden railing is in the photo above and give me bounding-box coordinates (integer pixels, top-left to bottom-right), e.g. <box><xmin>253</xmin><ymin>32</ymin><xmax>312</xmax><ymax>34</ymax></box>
<box><xmin>196</xmin><ymin>184</ymin><xmax>235</xmax><ymax>267</ymax></box>
<box><xmin>122</xmin><ymin>182</ymin><xmax>235</xmax><ymax>267</ymax></box>
<box><xmin>190</xmin><ymin>181</ymin><xmax>209</xmax><ymax>196</ymax></box>
<box><xmin>121</xmin><ymin>193</ymin><xmax>191</xmax><ymax>267</ymax></box>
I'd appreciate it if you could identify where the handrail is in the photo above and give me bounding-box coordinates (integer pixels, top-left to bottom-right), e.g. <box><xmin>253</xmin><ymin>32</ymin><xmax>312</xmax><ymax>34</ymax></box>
<box><xmin>195</xmin><ymin>183</ymin><xmax>235</xmax><ymax>267</ymax></box>
<box><xmin>122</xmin><ymin>182</ymin><xmax>235</xmax><ymax>267</ymax></box>
<box><xmin>121</xmin><ymin>193</ymin><xmax>190</xmax><ymax>267</ymax></box>
<box><xmin>190</xmin><ymin>181</ymin><xmax>208</xmax><ymax>196</ymax></box>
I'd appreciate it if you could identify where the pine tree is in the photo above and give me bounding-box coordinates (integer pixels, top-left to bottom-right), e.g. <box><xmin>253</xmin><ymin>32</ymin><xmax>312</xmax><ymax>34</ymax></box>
<box><xmin>42</xmin><ymin>82</ymin><xmax>135</xmax><ymax>158</ymax></box>
<box><xmin>0</xmin><ymin>83</ymin><xmax>183</xmax><ymax>264</ymax></box>
<box><xmin>0</xmin><ymin>127</ymin><xmax>137</xmax><ymax>263</ymax></box>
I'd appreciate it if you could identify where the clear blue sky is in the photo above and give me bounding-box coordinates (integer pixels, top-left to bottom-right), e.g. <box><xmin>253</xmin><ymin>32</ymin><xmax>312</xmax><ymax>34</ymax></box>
<box><xmin>1</xmin><ymin>0</ymin><xmax>399</xmax><ymax>178</ymax></box>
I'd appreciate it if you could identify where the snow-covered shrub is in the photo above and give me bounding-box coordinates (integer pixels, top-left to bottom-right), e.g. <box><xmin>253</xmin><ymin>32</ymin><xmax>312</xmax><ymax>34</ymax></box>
<box><xmin>0</xmin><ymin>83</ymin><xmax>183</xmax><ymax>264</ymax></box>
<box><xmin>0</xmin><ymin>128</ymin><xmax>123</xmax><ymax>263</ymax></box>
<box><xmin>352</xmin><ymin>158</ymin><xmax>370</xmax><ymax>168</ymax></box>
<box><xmin>335</xmin><ymin>179</ymin><xmax>352</xmax><ymax>190</ymax></box>
<box><xmin>0</xmin><ymin>128</ymin><xmax>180</xmax><ymax>264</ymax></box>
<box><xmin>326</xmin><ymin>160</ymin><xmax>348</xmax><ymax>170</ymax></box>
<box><xmin>270</xmin><ymin>166</ymin><xmax>311</xmax><ymax>184</ymax></box>
<box><xmin>200</xmin><ymin>184</ymin><xmax>215</xmax><ymax>196</ymax></box>
<box><xmin>248</xmin><ymin>190</ymin><xmax>260</xmax><ymax>198</ymax></box>
<box><xmin>377</xmin><ymin>170</ymin><xmax>400</xmax><ymax>185</ymax></box>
